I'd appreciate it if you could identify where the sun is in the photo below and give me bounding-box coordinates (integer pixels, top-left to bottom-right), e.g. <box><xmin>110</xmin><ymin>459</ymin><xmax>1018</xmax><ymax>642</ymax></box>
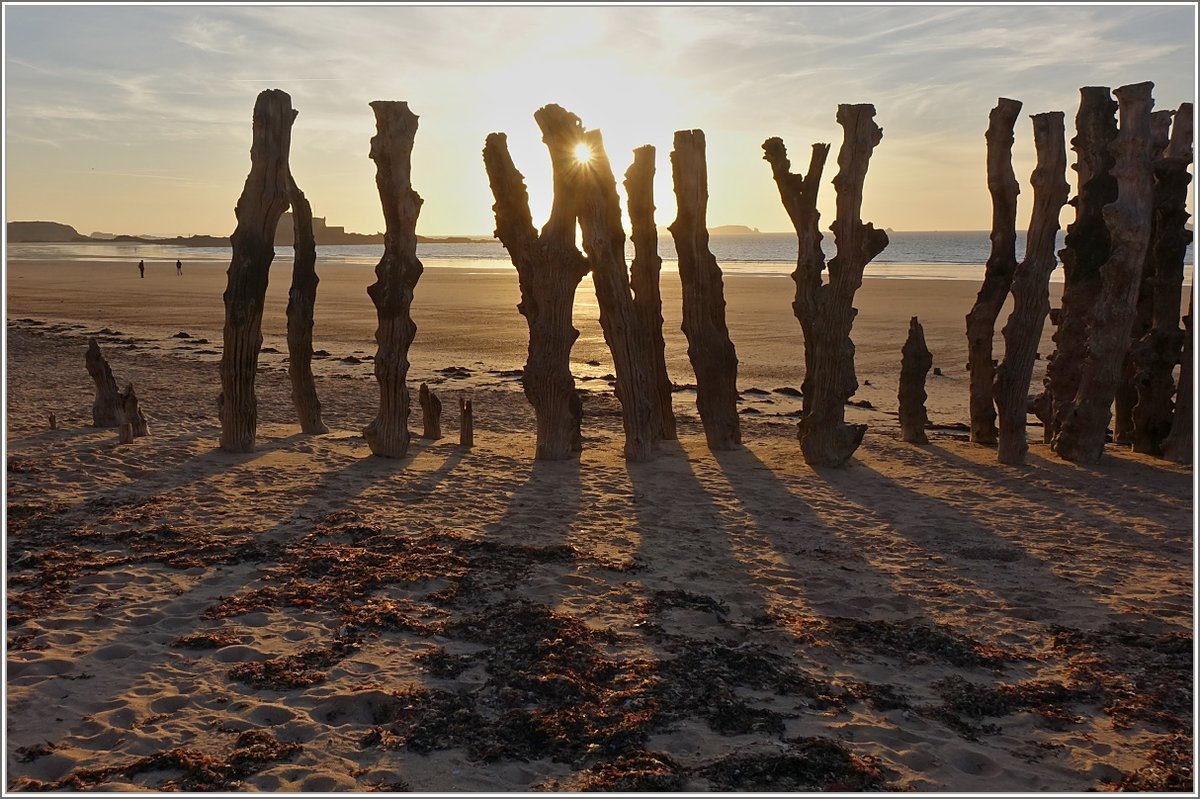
<box><xmin>573</xmin><ymin>142</ymin><xmax>594</xmax><ymax>165</ymax></box>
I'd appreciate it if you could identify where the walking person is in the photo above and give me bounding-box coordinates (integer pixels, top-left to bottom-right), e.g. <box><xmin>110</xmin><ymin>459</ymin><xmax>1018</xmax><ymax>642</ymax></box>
<box><xmin>138</xmin><ymin>260</ymin><xmax>145</xmax><ymax>279</ymax></box>
<box><xmin>176</xmin><ymin>259</ymin><xmax>183</xmax><ymax>276</ymax></box>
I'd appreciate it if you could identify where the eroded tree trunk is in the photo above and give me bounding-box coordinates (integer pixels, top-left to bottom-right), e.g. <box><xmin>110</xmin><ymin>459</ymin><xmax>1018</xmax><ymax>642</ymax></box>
<box><xmin>1053</xmin><ymin>82</ymin><xmax>1158</xmax><ymax>464</ymax></box>
<box><xmin>1044</xmin><ymin>87</ymin><xmax>1119</xmax><ymax>445</ymax></box>
<box><xmin>482</xmin><ymin>123</ymin><xmax>588</xmax><ymax>460</ymax></box>
<box><xmin>994</xmin><ymin>112</ymin><xmax>1069</xmax><ymax>465</ymax></box>
<box><xmin>1161</xmin><ymin>297</ymin><xmax>1193</xmax><ymax>464</ymax></box>
<box><xmin>572</xmin><ymin>119</ymin><xmax>659</xmax><ymax>462</ymax></box>
<box><xmin>669</xmin><ymin>130</ymin><xmax>740</xmax><ymax>451</ymax></box>
<box><xmin>762</xmin><ymin>137</ymin><xmax>831</xmax><ymax>416</ymax></box>
<box><xmin>86</xmin><ymin>337</ymin><xmax>124</xmax><ymax>427</ymax></box>
<box><xmin>965</xmin><ymin>98</ymin><xmax>1023</xmax><ymax>445</ymax></box>
<box><xmin>286</xmin><ymin>172</ymin><xmax>328</xmax><ymax>434</ymax></box>
<box><xmin>1115</xmin><ymin>109</ymin><xmax>1175</xmax><ymax>445</ymax></box>
<box><xmin>899</xmin><ymin>317</ymin><xmax>933</xmax><ymax>444</ymax></box>
<box><xmin>220</xmin><ymin>89</ymin><xmax>295</xmax><ymax>452</ymax></box>
<box><xmin>625</xmin><ymin>145</ymin><xmax>677</xmax><ymax>442</ymax></box>
<box><xmin>364</xmin><ymin>101</ymin><xmax>424</xmax><ymax>459</ymax></box>
<box><xmin>419</xmin><ymin>383</ymin><xmax>442</xmax><ymax>440</ymax></box>
<box><xmin>1131</xmin><ymin>103</ymin><xmax>1194</xmax><ymax>456</ymax></box>
<box><xmin>764</xmin><ymin>105</ymin><xmax>888</xmax><ymax>467</ymax></box>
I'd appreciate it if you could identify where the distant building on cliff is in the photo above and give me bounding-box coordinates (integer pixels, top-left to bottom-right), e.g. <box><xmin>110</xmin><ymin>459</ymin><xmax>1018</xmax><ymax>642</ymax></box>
<box><xmin>275</xmin><ymin>213</ymin><xmax>382</xmax><ymax>246</ymax></box>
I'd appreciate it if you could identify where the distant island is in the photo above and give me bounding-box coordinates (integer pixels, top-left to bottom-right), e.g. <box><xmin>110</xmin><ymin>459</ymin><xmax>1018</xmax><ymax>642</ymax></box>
<box><xmin>6</xmin><ymin>219</ymin><xmax>491</xmax><ymax>247</ymax></box>
<box><xmin>655</xmin><ymin>224</ymin><xmax>762</xmax><ymax>236</ymax></box>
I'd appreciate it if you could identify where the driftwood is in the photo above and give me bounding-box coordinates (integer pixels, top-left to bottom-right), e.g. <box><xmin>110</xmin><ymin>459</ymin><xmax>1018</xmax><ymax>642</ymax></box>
<box><xmin>220</xmin><ymin>89</ymin><xmax>295</xmax><ymax>452</ymax></box>
<box><xmin>1044</xmin><ymin>87</ymin><xmax>1119</xmax><ymax>445</ymax></box>
<box><xmin>568</xmin><ymin>112</ymin><xmax>659</xmax><ymax>462</ymax></box>
<box><xmin>899</xmin><ymin>317</ymin><xmax>933</xmax><ymax>444</ymax></box>
<box><xmin>762</xmin><ymin>137</ymin><xmax>830</xmax><ymax>415</ymax></box>
<box><xmin>1131</xmin><ymin>103</ymin><xmax>1194</xmax><ymax>456</ymax></box>
<box><xmin>419</xmin><ymin>383</ymin><xmax>442</xmax><ymax>440</ymax></box>
<box><xmin>1115</xmin><ymin>109</ymin><xmax>1175</xmax><ymax>444</ymax></box>
<box><xmin>86</xmin><ymin>337</ymin><xmax>124</xmax><ymax>427</ymax></box>
<box><xmin>669</xmin><ymin>129</ymin><xmax>741</xmax><ymax>451</ymax></box>
<box><xmin>763</xmin><ymin>105</ymin><xmax>888</xmax><ymax>467</ymax></box>
<box><xmin>625</xmin><ymin>145</ymin><xmax>677</xmax><ymax>442</ymax></box>
<box><xmin>965</xmin><ymin>98</ymin><xmax>1022</xmax><ymax>445</ymax></box>
<box><xmin>482</xmin><ymin>124</ymin><xmax>588</xmax><ymax>461</ymax></box>
<box><xmin>285</xmin><ymin>171</ymin><xmax>328</xmax><ymax>434</ymax></box>
<box><xmin>459</xmin><ymin>397</ymin><xmax>474</xmax><ymax>448</ymax></box>
<box><xmin>1053</xmin><ymin>82</ymin><xmax>1158</xmax><ymax>463</ymax></box>
<box><xmin>994</xmin><ymin>112</ymin><xmax>1069</xmax><ymax>465</ymax></box>
<box><xmin>1161</xmin><ymin>297</ymin><xmax>1193</xmax><ymax>464</ymax></box>
<box><xmin>363</xmin><ymin>101</ymin><xmax>425</xmax><ymax>459</ymax></box>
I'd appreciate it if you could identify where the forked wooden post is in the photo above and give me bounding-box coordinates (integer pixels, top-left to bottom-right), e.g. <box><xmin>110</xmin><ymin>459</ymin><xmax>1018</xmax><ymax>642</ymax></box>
<box><xmin>364</xmin><ymin>101</ymin><xmax>424</xmax><ymax>459</ymax></box>
<box><xmin>994</xmin><ymin>111</ymin><xmax>1069</xmax><ymax>466</ymax></box>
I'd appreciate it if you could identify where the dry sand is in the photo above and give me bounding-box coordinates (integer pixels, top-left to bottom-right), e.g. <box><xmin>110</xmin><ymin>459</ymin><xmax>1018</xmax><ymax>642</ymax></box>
<box><xmin>4</xmin><ymin>258</ymin><xmax>1193</xmax><ymax>792</ymax></box>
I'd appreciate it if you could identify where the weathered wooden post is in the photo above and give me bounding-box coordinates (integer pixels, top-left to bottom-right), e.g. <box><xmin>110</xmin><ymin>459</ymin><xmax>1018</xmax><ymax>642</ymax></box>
<box><xmin>459</xmin><ymin>397</ymin><xmax>474</xmax><ymax>448</ymax></box>
<box><xmin>121</xmin><ymin>383</ymin><xmax>148</xmax><ymax>437</ymax></box>
<box><xmin>994</xmin><ymin>112</ymin><xmax>1069</xmax><ymax>466</ymax></box>
<box><xmin>482</xmin><ymin>122</ymin><xmax>589</xmax><ymax>460</ymax></box>
<box><xmin>86</xmin><ymin>337</ymin><xmax>124</xmax><ymax>427</ymax></box>
<box><xmin>220</xmin><ymin>89</ymin><xmax>295</xmax><ymax>452</ymax></box>
<box><xmin>419</xmin><ymin>383</ymin><xmax>442</xmax><ymax>440</ymax></box>
<box><xmin>1131</xmin><ymin>103</ymin><xmax>1193</xmax><ymax>455</ymax></box>
<box><xmin>669</xmin><ymin>129</ymin><xmax>741</xmax><ymax>451</ymax></box>
<box><xmin>550</xmin><ymin>113</ymin><xmax>657</xmax><ymax>462</ymax></box>
<box><xmin>364</xmin><ymin>101</ymin><xmax>424</xmax><ymax>459</ymax></box>
<box><xmin>762</xmin><ymin>137</ymin><xmax>830</xmax><ymax>415</ymax></box>
<box><xmin>625</xmin><ymin>145</ymin><xmax>677</xmax><ymax>442</ymax></box>
<box><xmin>1053</xmin><ymin>82</ymin><xmax>1158</xmax><ymax>463</ymax></box>
<box><xmin>1044</xmin><ymin>87</ymin><xmax>1119</xmax><ymax>445</ymax></box>
<box><xmin>1161</xmin><ymin>298</ymin><xmax>1193</xmax><ymax>464</ymax></box>
<box><xmin>286</xmin><ymin>171</ymin><xmax>328</xmax><ymax>435</ymax></box>
<box><xmin>965</xmin><ymin>98</ymin><xmax>1022</xmax><ymax>445</ymax></box>
<box><xmin>763</xmin><ymin>105</ymin><xmax>888</xmax><ymax>467</ymax></box>
<box><xmin>899</xmin><ymin>317</ymin><xmax>933</xmax><ymax>444</ymax></box>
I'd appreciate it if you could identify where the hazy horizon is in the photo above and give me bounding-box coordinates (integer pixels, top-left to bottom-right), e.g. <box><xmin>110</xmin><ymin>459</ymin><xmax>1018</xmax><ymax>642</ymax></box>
<box><xmin>4</xmin><ymin>4</ymin><xmax>1196</xmax><ymax>239</ymax></box>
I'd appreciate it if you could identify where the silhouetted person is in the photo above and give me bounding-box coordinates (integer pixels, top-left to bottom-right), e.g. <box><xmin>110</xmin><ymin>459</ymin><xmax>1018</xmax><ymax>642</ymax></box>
<box><xmin>176</xmin><ymin>259</ymin><xmax>182</xmax><ymax>275</ymax></box>
<box><xmin>138</xmin><ymin>260</ymin><xmax>145</xmax><ymax>279</ymax></box>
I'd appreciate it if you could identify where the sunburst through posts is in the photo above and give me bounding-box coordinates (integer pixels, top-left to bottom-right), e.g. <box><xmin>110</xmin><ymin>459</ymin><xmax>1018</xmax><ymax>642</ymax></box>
<box><xmin>573</xmin><ymin>142</ymin><xmax>594</xmax><ymax>165</ymax></box>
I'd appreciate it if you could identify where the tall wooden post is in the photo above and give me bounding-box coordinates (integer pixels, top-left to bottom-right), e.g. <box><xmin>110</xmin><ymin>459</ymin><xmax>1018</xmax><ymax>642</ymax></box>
<box><xmin>1053</xmin><ymin>82</ymin><xmax>1158</xmax><ymax>464</ymax></box>
<box><xmin>86</xmin><ymin>337</ymin><xmax>125</xmax><ymax>427</ymax></box>
<box><xmin>625</xmin><ymin>145</ymin><xmax>677</xmax><ymax>441</ymax></box>
<box><xmin>286</xmin><ymin>172</ymin><xmax>328</xmax><ymax>434</ymax></box>
<box><xmin>669</xmin><ymin>129</ymin><xmax>741</xmax><ymax>451</ymax></box>
<box><xmin>220</xmin><ymin>89</ymin><xmax>295</xmax><ymax>453</ymax></box>
<box><xmin>965</xmin><ymin>98</ymin><xmax>1022</xmax><ymax>445</ymax></box>
<box><xmin>1161</xmin><ymin>297</ymin><xmax>1193</xmax><ymax>464</ymax></box>
<box><xmin>364</xmin><ymin>101</ymin><xmax>424</xmax><ymax>458</ymax></box>
<box><xmin>994</xmin><ymin>112</ymin><xmax>1069</xmax><ymax>465</ymax></box>
<box><xmin>899</xmin><ymin>317</ymin><xmax>933</xmax><ymax>444</ymax></box>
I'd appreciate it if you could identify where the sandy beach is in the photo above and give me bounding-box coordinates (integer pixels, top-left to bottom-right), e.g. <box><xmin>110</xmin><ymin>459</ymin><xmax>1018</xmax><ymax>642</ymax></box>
<box><xmin>4</xmin><ymin>258</ymin><xmax>1193</xmax><ymax>792</ymax></box>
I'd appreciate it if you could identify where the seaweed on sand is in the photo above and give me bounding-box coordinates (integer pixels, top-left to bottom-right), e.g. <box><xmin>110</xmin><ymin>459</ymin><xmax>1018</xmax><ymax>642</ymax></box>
<box><xmin>228</xmin><ymin>637</ymin><xmax>359</xmax><ymax>690</ymax></box>
<box><xmin>921</xmin><ymin>675</ymin><xmax>1094</xmax><ymax>740</ymax></box>
<box><xmin>699</xmin><ymin>736</ymin><xmax>892</xmax><ymax>791</ymax></box>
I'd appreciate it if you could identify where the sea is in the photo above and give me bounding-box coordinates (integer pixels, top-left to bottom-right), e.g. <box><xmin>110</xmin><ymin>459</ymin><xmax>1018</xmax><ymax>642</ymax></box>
<box><xmin>6</xmin><ymin>230</ymin><xmax>1194</xmax><ymax>284</ymax></box>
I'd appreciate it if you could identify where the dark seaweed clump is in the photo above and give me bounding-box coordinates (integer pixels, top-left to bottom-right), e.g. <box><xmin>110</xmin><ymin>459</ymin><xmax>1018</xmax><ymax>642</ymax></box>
<box><xmin>921</xmin><ymin>675</ymin><xmax>1093</xmax><ymax>741</ymax></box>
<box><xmin>699</xmin><ymin>736</ymin><xmax>890</xmax><ymax>792</ymax></box>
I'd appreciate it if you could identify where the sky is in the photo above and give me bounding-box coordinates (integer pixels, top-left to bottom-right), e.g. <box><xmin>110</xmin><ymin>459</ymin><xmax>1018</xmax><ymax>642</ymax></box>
<box><xmin>3</xmin><ymin>3</ymin><xmax>1197</xmax><ymax>238</ymax></box>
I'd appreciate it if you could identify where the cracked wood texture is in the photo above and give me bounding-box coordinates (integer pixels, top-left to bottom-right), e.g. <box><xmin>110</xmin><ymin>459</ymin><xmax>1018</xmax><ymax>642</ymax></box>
<box><xmin>1053</xmin><ymin>82</ymin><xmax>1158</xmax><ymax>464</ymax></box>
<box><xmin>220</xmin><ymin>89</ymin><xmax>295</xmax><ymax>452</ymax></box>
<box><xmin>1131</xmin><ymin>103</ymin><xmax>1193</xmax><ymax>456</ymax></box>
<box><xmin>482</xmin><ymin>120</ymin><xmax>588</xmax><ymax>460</ymax></box>
<box><xmin>625</xmin><ymin>145</ymin><xmax>677</xmax><ymax>442</ymax></box>
<box><xmin>1044</xmin><ymin>87</ymin><xmax>1119</xmax><ymax>446</ymax></box>
<box><xmin>86</xmin><ymin>337</ymin><xmax>125</xmax><ymax>427</ymax></box>
<box><xmin>286</xmin><ymin>171</ymin><xmax>328</xmax><ymax>435</ymax></box>
<box><xmin>771</xmin><ymin>104</ymin><xmax>888</xmax><ymax>467</ymax></box>
<box><xmin>965</xmin><ymin>98</ymin><xmax>1022</xmax><ymax>445</ymax></box>
<box><xmin>899</xmin><ymin>316</ymin><xmax>933</xmax><ymax>444</ymax></box>
<box><xmin>571</xmin><ymin>115</ymin><xmax>658</xmax><ymax>462</ymax></box>
<box><xmin>762</xmin><ymin>137</ymin><xmax>831</xmax><ymax>418</ymax></box>
<box><xmin>994</xmin><ymin>112</ymin><xmax>1069</xmax><ymax>466</ymax></box>
<box><xmin>364</xmin><ymin>101</ymin><xmax>425</xmax><ymax>458</ymax></box>
<box><xmin>669</xmin><ymin>130</ymin><xmax>741</xmax><ymax>451</ymax></box>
